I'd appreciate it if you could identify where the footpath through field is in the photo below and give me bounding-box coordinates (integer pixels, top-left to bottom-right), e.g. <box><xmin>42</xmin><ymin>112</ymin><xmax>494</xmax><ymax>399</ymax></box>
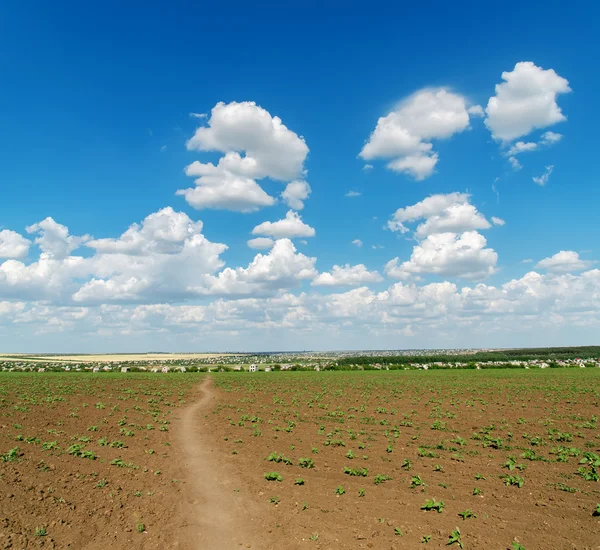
<box><xmin>176</xmin><ymin>376</ymin><xmax>267</xmax><ymax>549</ymax></box>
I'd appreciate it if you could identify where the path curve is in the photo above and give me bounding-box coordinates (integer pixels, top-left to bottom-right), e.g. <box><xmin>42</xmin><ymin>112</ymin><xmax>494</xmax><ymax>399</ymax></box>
<box><xmin>176</xmin><ymin>376</ymin><xmax>257</xmax><ymax>549</ymax></box>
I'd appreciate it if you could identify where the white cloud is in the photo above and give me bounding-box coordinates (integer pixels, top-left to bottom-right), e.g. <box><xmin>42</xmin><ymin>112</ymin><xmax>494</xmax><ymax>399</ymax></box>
<box><xmin>541</xmin><ymin>131</ymin><xmax>563</xmax><ymax>144</ymax></box>
<box><xmin>87</xmin><ymin>207</ymin><xmax>204</xmax><ymax>255</ymax></box>
<box><xmin>388</xmin><ymin>192</ymin><xmax>490</xmax><ymax>237</ymax></box>
<box><xmin>179</xmin><ymin>101</ymin><xmax>309</xmax><ymax>212</ymax></box>
<box><xmin>177</xmin><ymin>157</ymin><xmax>276</xmax><ymax>212</ymax></box>
<box><xmin>485</xmin><ymin>61</ymin><xmax>571</xmax><ymax>142</ymax></box>
<box><xmin>536</xmin><ymin>251</ymin><xmax>593</xmax><ymax>273</ymax></box>
<box><xmin>387</xmin><ymin>152</ymin><xmax>439</xmax><ymax>181</ymax></box>
<box><xmin>508</xmin><ymin>156</ymin><xmax>522</xmax><ymax>170</ymax></box>
<box><xmin>202</xmin><ymin>239</ymin><xmax>317</xmax><ymax>297</ymax></box>
<box><xmin>533</xmin><ymin>165</ymin><xmax>554</xmax><ymax>186</ymax></box>
<box><xmin>74</xmin><ymin>208</ymin><xmax>228</xmax><ymax>304</ymax></box>
<box><xmin>522</xmin><ymin>259</ymin><xmax>534</xmax><ymax>263</ymax></box>
<box><xmin>251</xmin><ymin>210</ymin><xmax>315</xmax><ymax>239</ymax></box>
<box><xmin>247</xmin><ymin>237</ymin><xmax>275</xmax><ymax>250</ymax></box>
<box><xmin>186</xmin><ymin>101</ymin><xmax>308</xmax><ymax>181</ymax></box>
<box><xmin>281</xmin><ymin>180</ymin><xmax>311</xmax><ymax>210</ymax></box>
<box><xmin>0</xmin><ymin>230</ymin><xmax>30</xmax><ymax>259</ymax></box>
<box><xmin>360</xmin><ymin>88</ymin><xmax>479</xmax><ymax>180</ymax></box>
<box><xmin>345</xmin><ymin>191</ymin><xmax>361</xmax><ymax>197</ymax></box>
<box><xmin>26</xmin><ymin>218</ymin><xmax>89</xmax><ymax>260</ymax></box>
<box><xmin>312</xmin><ymin>264</ymin><xmax>383</xmax><ymax>287</ymax></box>
<box><xmin>491</xmin><ymin>217</ymin><xmax>505</xmax><ymax>226</ymax></box>
<box><xmin>189</xmin><ymin>112</ymin><xmax>207</xmax><ymax>119</ymax></box>
<box><xmin>507</xmin><ymin>141</ymin><xmax>538</xmax><ymax>156</ymax></box>
<box><xmin>351</xmin><ymin>239</ymin><xmax>363</xmax><ymax>247</ymax></box>
<box><xmin>362</xmin><ymin>164</ymin><xmax>373</xmax><ymax>172</ymax></box>
<box><xmin>385</xmin><ymin>231</ymin><xmax>498</xmax><ymax>280</ymax></box>
<box><xmin>467</xmin><ymin>105</ymin><xmax>484</xmax><ymax>117</ymax></box>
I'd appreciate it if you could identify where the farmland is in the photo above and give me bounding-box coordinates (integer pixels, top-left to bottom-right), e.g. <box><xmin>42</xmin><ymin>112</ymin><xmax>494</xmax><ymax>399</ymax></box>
<box><xmin>0</xmin><ymin>374</ymin><xmax>196</xmax><ymax>549</ymax></box>
<box><xmin>1</xmin><ymin>368</ymin><xmax>599</xmax><ymax>549</ymax></box>
<box><xmin>208</xmin><ymin>369</ymin><xmax>600</xmax><ymax>549</ymax></box>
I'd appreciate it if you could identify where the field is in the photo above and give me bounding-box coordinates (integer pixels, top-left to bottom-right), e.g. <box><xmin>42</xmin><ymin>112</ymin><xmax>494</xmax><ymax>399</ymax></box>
<box><xmin>1</xmin><ymin>369</ymin><xmax>599</xmax><ymax>549</ymax></box>
<box><xmin>0</xmin><ymin>374</ymin><xmax>196</xmax><ymax>549</ymax></box>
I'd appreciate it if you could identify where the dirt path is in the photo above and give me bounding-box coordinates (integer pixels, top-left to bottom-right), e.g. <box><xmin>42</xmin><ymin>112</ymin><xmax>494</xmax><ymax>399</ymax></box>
<box><xmin>175</xmin><ymin>376</ymin><xmax>259</xmax><ymax>550</ymax></box>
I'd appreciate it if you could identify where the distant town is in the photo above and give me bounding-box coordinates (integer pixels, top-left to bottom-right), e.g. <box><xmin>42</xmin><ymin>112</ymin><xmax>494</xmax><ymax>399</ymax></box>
<box><xmin>1</xmin><ymin>346</ymin><xmax>599</xmax><ymax>373</ymax></box>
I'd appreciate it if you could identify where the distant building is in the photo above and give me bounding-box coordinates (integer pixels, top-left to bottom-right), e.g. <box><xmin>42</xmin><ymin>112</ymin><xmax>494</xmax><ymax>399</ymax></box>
<box><xmin>249</xmin><ymin>364</ymin><xmax>258</xmax><ymax>372</ymax></box>
<box><xmin>121</xmin><ymin>367</ymin><xmax>129</xmax><ymax>373</ymax></box>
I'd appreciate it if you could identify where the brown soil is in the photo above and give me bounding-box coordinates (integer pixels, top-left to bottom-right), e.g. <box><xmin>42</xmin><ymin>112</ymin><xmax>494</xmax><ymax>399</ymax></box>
<box><xmin>201</xmin><ymin>369</ymin><xmax>600</xmax><ymax>550</ymax></box>
<box><xmin>0</xmin><ymin>374</ymin><xmax>196</xmax><ymax>549</ymax></box>
<box><xmin>2</xmin><ymin>369</ymin><xmax>600</xmax><ymax>550</ymax></box>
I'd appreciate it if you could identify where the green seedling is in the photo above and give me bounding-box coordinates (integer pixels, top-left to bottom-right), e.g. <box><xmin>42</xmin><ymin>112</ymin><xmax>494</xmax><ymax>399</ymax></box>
<box><xmin>447</xmin><ymin>527</ymin><xmax>463</xmax><ymax>548</ymax></box>
<box><xmin>421</xmin><ymin>498</ymin><xmax>444</xmax><ymax>513</ymax></box>
<box><xmin>458</xmin><ymin>509</ymin><xmax>476</xmax><ymax>520</ymax></box>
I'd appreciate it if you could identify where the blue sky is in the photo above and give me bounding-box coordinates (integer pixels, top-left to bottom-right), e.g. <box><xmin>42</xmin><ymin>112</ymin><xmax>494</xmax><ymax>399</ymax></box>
<box><xmin>1</xmin><ymin>1</ymin><xmax>599</xmax><ymax>351</ymax></box>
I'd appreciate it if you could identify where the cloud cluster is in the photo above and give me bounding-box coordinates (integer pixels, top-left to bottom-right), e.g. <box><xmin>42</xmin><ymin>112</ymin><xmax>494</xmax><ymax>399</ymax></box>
<box><xmin>386</xmin><ymin>193</ymin><xmax>499</xmax><ymax>280</ymax></box>
<box><xmin>360</xmin><ymin>89</ymin><xmax>481</xmax><ymax>180</ymax></box>
<box><xmin>3</xmin><ymin>269</ymin><xmax>599</xmax><ymax>348</ymax></box>
<box><xmin>178</xmin><ymin>101</ymin><xmax>309</xmax><ymax>212</ymax></box>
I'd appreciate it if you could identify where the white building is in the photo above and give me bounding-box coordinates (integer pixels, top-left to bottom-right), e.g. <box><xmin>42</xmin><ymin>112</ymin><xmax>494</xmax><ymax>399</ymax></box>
<box><xmin>249</xmin><ymin>364</ymin><xmax>258</xmax><ymax>372</ymax></box>
<box><xmin>121</xmin><ymin>367</ymin><xmax>129</xmax><ymax>373</ymax></box>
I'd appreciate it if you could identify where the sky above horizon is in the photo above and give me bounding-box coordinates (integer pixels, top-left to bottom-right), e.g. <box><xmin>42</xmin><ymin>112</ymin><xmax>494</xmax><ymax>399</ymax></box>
<box><xmin>1</xmin><ymin>1</ymin><xmax>599</xmax><ymax>352</ymax></box>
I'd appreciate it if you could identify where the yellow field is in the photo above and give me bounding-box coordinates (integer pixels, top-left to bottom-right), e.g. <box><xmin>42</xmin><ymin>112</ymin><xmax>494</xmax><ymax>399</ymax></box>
<box><xmin>0</xmin><ymin>353</ymin><xmax>242</xmax><ymax>363</ymax></box>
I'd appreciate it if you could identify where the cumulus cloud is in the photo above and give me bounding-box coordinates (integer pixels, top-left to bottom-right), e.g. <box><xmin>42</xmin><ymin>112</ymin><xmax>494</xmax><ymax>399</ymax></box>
<box><xmin>533</xmin><ymin>165</ymin><xmax>554</xmax><ymax>186</ymax></box>
<box><xmin>0</xmin><ymin>230</ymin><xmax>30</xmax><ymax>259</ymax></box>
<box><xmin>360</xmin><ymin>88</ymin><xmax>480</xmax><ymax>180</ymax></box>
<box><xmin>247</xmin><ymin>237</ymin><xmax>275</xmax><ymax>250</ymax></box>
<box><xmin>491</xmin><ymin>217</ymin><xmax>505</xmax><ymax>226</ymax></box>
<box><xmin>388</xmin><ymin>192</ymin><xmax>490</xmax><ymax>237</ymax></box>
<box><xmin>26</xmin><ymin>218</ymin><xmax>89</xmax><ymax>260</ymax></box>
<box><xmin>87</xmin><ymin>207</ymin><xmax>204</xmax><ymax>255</ymax></box>
<box><xmin>201</xmin><ymin>239</ymin><xmax>317</xmax><ymax>297</ymax></box>
<box><xmin>387</xmin><ymin>153</ymin><xmax>439</xmax><ymax>180</ymax></box>
<box><xmin>485</xmin><ymin>61</ymin><xmax>571</xmax><ymax>142</ymax></box>
<box><xmin>385</xmin><ymin>231</ymin><xmax>498</xmax><ymax>280</ymax></box>
<box><xmin>177</xmin><ymin>156</ymin><xmax>276</xmax><ymax>213</ymax></box>
<box><xmin>252</xmin><ymin>210</ymin><xmax>315</xmax><ymax>239</ymax></box>
<box><xmin>281</xmin><ymin>180</ymin><xmax>311</xmax><ymax>210</ymax></box>
<box><xmin>312</xmin><ymin>264</ymin><xmax>383</xmax><ymax>286</ymax></box>
<box><xmin>536</xmin><ymin>251</ymin><xmax>593</xmax><ymax>273</ymax></box>
<box><xmin>3</xmin><ymin>258</ymin><xmax>600</xmax><ymax>346</ymax></box>
<box><xmin>179</xmin><ymin>101</ymin><xmax>309</xmax><ymax>212</ymax></box>
<box><xmin>345</xmin><ymin>191</ymin><xmax>361</xmax><ymax>197</ymax></box>
<box><xmin>351</xmin><ymin>239</ymin><xmax>363</xmax><ymax>247</ymax></box>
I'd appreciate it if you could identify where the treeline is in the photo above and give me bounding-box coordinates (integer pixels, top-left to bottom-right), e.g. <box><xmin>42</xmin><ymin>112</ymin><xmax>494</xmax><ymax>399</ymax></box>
<box><xmin>336</xmin><ymin>346</ymin><xmax>600</xmax><ymax>367</ymax></box>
